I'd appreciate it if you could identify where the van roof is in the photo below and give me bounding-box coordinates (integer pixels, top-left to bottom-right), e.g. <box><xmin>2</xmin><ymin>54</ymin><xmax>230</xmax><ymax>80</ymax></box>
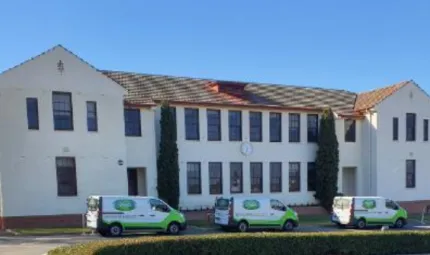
<box><xmin>335</xmin><ymin>196</ymin><xmax>385</xmax><ymax>199</ymax></box>
<box><xmin>88</xmin><ymin>195</ymin><xmax>158</xmax><ymax>199</ymax></box>
<box><xmin>216</xmin><ymin>195</ymin><xmax>275</xmax><ymax>201</ymax></box>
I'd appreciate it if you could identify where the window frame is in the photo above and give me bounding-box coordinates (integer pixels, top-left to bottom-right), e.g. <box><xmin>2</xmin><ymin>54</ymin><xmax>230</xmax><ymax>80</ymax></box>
<box><xmin>185</xmin><ymin>108</ymin><xmax>200</xmax><ymax>141</ymax></box>
<box><xmin>393</xmin><ymin>117</ymin><xmax>399</xmax><ymax>141</ymax></box>
<box><xmin>307</xmin><ymin>114</ymin><xmax>319</xmax><ymax>143</ymax></box>
<box><xmin>209</xmin><ymin>162</ymin><xmax>223</xmax><ymax>195</ymax></box>
<box><xmin>249</xmin><ymin>111</ymin><xmax>263</xmax><ymax>142</ymax></box>
<box><xmin>344</xmin><ymin>119</ymin><xmax>356</xmax><ymax>142</ymax></box>
<box><xmin>187</xmin><ymin>162</ymin><xmax>202</xmax><ymax>194</ymax></box>
<box><xmin>269</xmin><ymin>112</ymin><xmax>282</xmax><ymax>142</ymax></box>
<box><xmin>56</xmin><ymin>157</ymin><xmax>77</xmax><ymax>197</ymax></box>
<box><xmin>124</xmin><ymin>108</ymin><xmax>142</xmax><ymax>137</ymax></box>
<box><xmin>270</xmin><ymin>162</ymin><xmax>282</xmax><ymax>193</ymax></box>
<box><xmin>289</xmin><ymin>162</ymin><xmax>301</xmax><ymax>192</ymax></box>
<box><xmin>207</xmin><ymin>109</ymin><xmax>221</xmax><ymax>141</ymax></box>
<box><xmin>229</xmin><ymin>110</ymin><xmax>242</xmax><ymax>141</ymax></box>
<box><xmin>86</xmin><ymin>101</ymin><xmax>98</xmax><ymax>132</ymax></box>
<box><xmin>289</xmin><ymin>113</ymin><xmax>301</xmax><ymax>143</ymax></box>
<box><xmin>406</xmin><ymin>159</ymin><xmax>416</xmax><ymax>188</ymax></box>
<box><xmin>230</xmin><ymin>162</ymin><xmax>243</xmax><ymax>193</ymax></box>
<box><xmin>406</xmin><ymin>113</ymin><xmax>416</xmax><ymax>141</ymax></box>
<box><xmin>250</xmin><ymin>162</ymin><xmax>263</xmax><ymax>193</ymax></box>
<box><xmin>26</xmin><ymin>97</ymin><xmax>39</xmax><ymax>130</ymax></box>
<box><xmin>52</xmin><ymin>91</ymin><xmax>74</xmax><ymax>131</ymax></box>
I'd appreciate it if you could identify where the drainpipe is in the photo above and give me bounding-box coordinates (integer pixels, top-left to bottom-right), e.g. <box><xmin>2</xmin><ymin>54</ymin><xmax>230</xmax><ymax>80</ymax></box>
<box><xmin>367</xmin><ymin>109</ymin><xmax>373</xmax><ymax>196</ymax></box>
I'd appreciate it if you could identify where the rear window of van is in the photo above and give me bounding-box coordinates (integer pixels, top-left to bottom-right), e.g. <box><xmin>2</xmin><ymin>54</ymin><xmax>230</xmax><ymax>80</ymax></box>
<box><xmin>215</xmin><ymin>198</ymin><xmax>230</xmax><ymax>210</ymax></box>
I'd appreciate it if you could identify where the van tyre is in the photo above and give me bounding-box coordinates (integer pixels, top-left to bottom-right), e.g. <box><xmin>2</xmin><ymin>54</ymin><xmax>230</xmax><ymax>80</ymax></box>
<box><xmin>394</xmin><ymin>218</ymin><xmax>405</xmax><ymax>228</ymax></box>
<box><xmin>283</xmin><ymin>220</ymin><xmax>294</xmax><ymax>231</ymax></box>
<box><xmin>108</xmin><ymin>224</ymin><xmax>123</xmax><ymax>237</ymax></box>
<box><xmin>356</xmin><ymin>219</ymin><xmax>366</xmax><ymax>229</ymax></box>
<box><xmin>168</xmin><ymin>222</ymin><xmax>180</xmax><ymax>235</ymax></box>
<box><xmin>237</xmin><ymin>221</ymin><xmax>248</xmax><ymax>232</ymax></box>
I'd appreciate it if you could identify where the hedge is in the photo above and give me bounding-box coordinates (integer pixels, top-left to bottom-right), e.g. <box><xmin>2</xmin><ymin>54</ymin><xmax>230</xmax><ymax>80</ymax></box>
<box><xmin>48</xmin><ymin>231</ymin><xmax>430</xmax><ymax>255</ymax></box>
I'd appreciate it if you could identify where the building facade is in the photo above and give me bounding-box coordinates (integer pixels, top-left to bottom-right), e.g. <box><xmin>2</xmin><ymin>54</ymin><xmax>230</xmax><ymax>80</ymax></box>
<box><xmin>0</xmin><ymin>45</ymin><xmax>429</xmax><ymax>228</ymax></box>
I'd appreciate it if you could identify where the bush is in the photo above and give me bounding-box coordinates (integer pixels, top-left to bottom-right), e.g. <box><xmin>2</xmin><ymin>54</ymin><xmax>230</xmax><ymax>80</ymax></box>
<box><xmin>48</xmin><ymin>231</ymin><xmax>430</xmax><ymax>255</ymax></box>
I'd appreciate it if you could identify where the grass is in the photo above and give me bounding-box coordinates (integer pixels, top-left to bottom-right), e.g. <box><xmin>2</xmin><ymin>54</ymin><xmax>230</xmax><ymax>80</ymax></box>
<box><xmin>11</xmin><ymin>227</ymin><xmax>93</xmax><ymax>236</ymax></box>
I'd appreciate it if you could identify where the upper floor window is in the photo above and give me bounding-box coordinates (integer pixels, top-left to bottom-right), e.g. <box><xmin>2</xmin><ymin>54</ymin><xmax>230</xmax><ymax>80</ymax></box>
<box><xmin>249</xmin><ymin>111</ymin><xmax>262</xmax><ymax>142</ymax></box>
<box><xmin>406</xmin><ymin>113</ymin><xmax>416</xmax><ymax>141</ymax></box>
<box><xmin>406</xmin><ymin>159</ymin><xmax>416</xmax><ymax>188</ymax></box>
<box><xmin>229</xmin><ymin>110</ymin><xmax>242</xmax><ymax>141</ymax></box>
<box><xmin>86</xmin><ymin>101</ymin><xmax>98</xmax><ymax>132</ymax></box>
<box><xmin>424</xmin><ymin>119</ymin><xmax>428</xmax><ymax>142</ymax></box>
<box><xmin>269</xmin><ymin>112</ymin><xmax>282</xmax><ymax>142</ymax></box>
<box><xmin>307</xmin><ymin>114</ymin><xmax>318</xmax><ymax>143</ymax></box>
<box><xmin>344</xmin><ymin>119</ymin><xmax>356</xmax><ymax>142</ymax></box>
<box><xmin>124</xmin><ymin>108</ymin><xmax>141</xmax><ymax>136</ymax></box>
<box><xmin>207</xmin><ymin>109</ymin><xmax>221</xmax><ymax>141</ymax></box>
<box><xmin>185</xmin><ymin>108</ymin><xmax>199</xmax><ymax>140</ymax></box>
<box><xmin>56</xmin><ymin>157</ymin><xmax>77</xmax><ymax>197</ymax></box>
<box><xmin>393</xmin><ymin>117</ymin><xmax>399</xmax><ymax>141</ymax></box>
<box><xmin>187</xmin><ymin>162</ymin><xmax>201</xmax><ymax>194</ymax></box>
<box><xmin>26</xmin><ymin>97</ymin><xmax>39</xmax><ymax>130</ymax></box>
<box><xmin>52</xmin><ymin>92</ymin><xmax>73</xmax><ymax>131</ymax></box>
<box><xmin>250</xmin><ymin>162</ymin><xmax>263</xmax><ymax>193</ymax></box>
<box><xmin>289</xmin><ymin>113</ymin><xmax>300</xmax><ymax>143</ymax></box>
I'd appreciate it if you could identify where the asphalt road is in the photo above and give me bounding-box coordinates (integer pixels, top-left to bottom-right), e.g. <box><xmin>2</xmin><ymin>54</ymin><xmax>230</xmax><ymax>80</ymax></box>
<box><xmin>1</xmin><ymin>222</ymin><xmax>429</xmax><ymax>255</ymax></box>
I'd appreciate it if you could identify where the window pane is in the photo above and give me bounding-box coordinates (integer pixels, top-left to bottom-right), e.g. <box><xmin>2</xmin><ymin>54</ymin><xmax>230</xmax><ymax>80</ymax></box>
<box><xmin>230</xmin><ymin>162</ymin><xmax>243</xmax><ymax>193</ymax></box>
<box><xmin>209</xmin><ymin>162</ymin><xmax>222</xmax><ymax>194</ymax></box>
<box><xmin>207</xmin><ymin>109</ymin><xmax>221</xmax><ymax>141</ymax></box>
<box><xmin>250</xmin><ymin>162</ymin><xmax>263</xmax><ymax>193</ymax></box>
<box><xmin>124</xmin><ymin>109</ymin><xmax>141</xmax><ymax>136</ymax></box>
<box><xmin>52</xmin><ymin>92</ymin><xmax>73</xmax><ymax>130</ymax></box>
<box><xmin>344</xmin><ymin>119</ymin><xmax>356</xmax><ymax>142</ymax></box>
<box><xmin>289</xmin><ymin>113</ymin><xmax>300</xmax><ymax>142</ymax></box>
<box><xmin>26</xmin><ymin>98</ymin><xmax>39</xmax><ymax>130</ymax></box>
<box><xmin>270</xmin><ymin>112</ymin><xmax>282</xmax><ymax>142</ymax></box>
<box><xmin>406</xmin><ymin>113</ymin><xmax>416</xmax><ymax>141</ymax></box>
<box><xmin>56</xmin><ymin>157</ymin><xmax>77</xmax><ymax>196</ymax></box>
<box><xmin>86</xmin><ymin>101</ymin><xmax>98</xmax><ymax>132</ymax></box>
<box><xmin>249</xmin><ymin>112</ymin><xmax>262</xmax><ymax>142</ymax></box>
<box><xmin>424</xmin><ymin>119</ymin><xmax>428</xmax><ymax>141</ymax></box>
<box><xmin>406</xmin><ymin>160</ymin><xmax>415</xmax><ymax>188</ymax></box>
<box><xmin>270</xmin><ymin>162</ymin><xmax>282</xmax><ymax>192</ymax></box>
<box><xmin>187</xmin><ymin>162</ymin><xmax>201</xmax><ymax>194</ymax></box>
<box><xmin>289</xmin><ymin>162</ymin><xmax>300</xmax><ymax>192</ymax></box>
<box><xmin>185</xmin><ymin>108</ymin><xmax>199</xmax><ymax>140</ymax></box>
<box><xmin>307</xmin><ymin>114</ymin><xmax>318</xmax><ymax>142</ymax></box>
<box><xmin>229</xmin><ymin>111</ymin><xmax>242</xmax><ymax>141</ymax></box>
<box><xmin>393</xmin><ymin>117</ymin><xmax>399</xmax><ymax>141</ymax></box>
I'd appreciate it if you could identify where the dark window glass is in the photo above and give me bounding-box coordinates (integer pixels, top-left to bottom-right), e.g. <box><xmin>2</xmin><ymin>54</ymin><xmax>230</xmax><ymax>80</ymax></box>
<box><xmin>124</xmin><ymin>109</ymin><xmax>141</xmax><ymax>136</ymax></box>
<box><xmin>270</xmin><ymin>199</ymin><xmax>287</xmax><ymax>211</ymax></box>
<box><xmin>209</xmin><ymin>162</ymin><xmax>223</xmax><ymax>194</ymax></box>
<box><xmin>230</xmin><ymin>162</ymin><xmax>243</xmax><ymax>193</ymax></box>
<box><xmin>270</xmin><ymin>162</ymin><xmax>282</xmax><ymax>192</ymax></box>
<box><xmin>26</xmin><ymin>97</ymin><xmax>39</xmax><ymax>130</ymax></box>
<box><xmin>187</xmin><ymin>162</ymin><xmax>201</xmax><ymax>194</ymax></box>
<box><xmin>307</xmin><ymin>114</ymin><xmax>318</xmax><ymax>142</ymax></box>
<box><xmin>229</xmin><ymin>111</ymin><xmax>242</xmax><ymax>141</ymax></box>
<box><xmin>185</xmin><ymin>108</ymin><xmax>200</xmax><ymax>140</ymax></box>
<box><xmin>406</xmin><ymin>160</ymin><xmax>416</xmax><ymax>188</ymax></box>
<box><xmin>270</xmin><ymin>112</ymin><xmax>282</xmax><ymax>142</ymax></box>
<box><xmin>250</xmin><ymin>162</ymin><xmax>263</xmax><ymax>193</ymax></box>
<box><xmin>249</xmin><ymin>112</ymin><xmax>262</xmax><ymax>142</ymax></box>
<box><xmin>307</xmin><ymin>162</ymin><xmax>316</xmax><ymax>191</ymax></box>
<box><xmin>344</xmin><ymin>119</ymin><xmax>356</xmax><ymax>142</ymax></box>
<box><xmin>289</xmin><ymin>113</ymin><xmax>300</xmax><ymax>142</ymax></box>
<box><xmin>207</xmin><ymin>109</ymin><xmax>221</xmax><ymax>141</ymax></box>
<box><xmin>56</xmin><ymin>157</ymin><xmax>77</xmax><ymax>196</ymax></box>
<box><xmin>86</xmin><ymin>101</ymin><xmax>98</xmax><ymax>132</ymax></box>
<box><xmin>52</xmin><ymin>92</ymin><xmax>73</xmax><ymax>130</ymax></box>
<box><xmin>289</xmin><ymin>162</ymin><xmax>300</xmax><ymax>192</ymax></box>
<box><xmin>406</xmin><ymin>113</ymin><xmax>416</xmax><ymax>141</ymax></box>
<box><xmin>393</xmin><ymin>117</ymin><xmax>399</xmax><ymax>141</ymax></box>
<box><xmin>424</xmin><ymin>119</ymin><xmax>428</xmax><ymax>142</ymax></box>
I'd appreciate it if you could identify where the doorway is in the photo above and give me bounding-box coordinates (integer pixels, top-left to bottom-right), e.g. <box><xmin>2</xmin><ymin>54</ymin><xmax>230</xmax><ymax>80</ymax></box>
<box><xmin>127</xmin><ymin>168</ymin><xmax>147</xmax><ymax>196</ymax></box>
<box><xmin>342</xmin><ymin>167</ymin><xmax>357</xmax><ymax>196</ymax></box>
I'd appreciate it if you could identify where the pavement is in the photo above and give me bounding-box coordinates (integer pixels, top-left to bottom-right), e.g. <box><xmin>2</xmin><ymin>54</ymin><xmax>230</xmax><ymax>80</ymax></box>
<box><xmin>1</xmin><ymin>221</ymin><xmax>429</xmax><ymax>255</ymax></box>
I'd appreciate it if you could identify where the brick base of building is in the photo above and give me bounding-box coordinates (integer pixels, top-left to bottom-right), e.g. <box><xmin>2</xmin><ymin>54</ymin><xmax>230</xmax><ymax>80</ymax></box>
<box><xmin>1</xmin><ymin>200</ymin><xmax>429</xmax><ymax>229</ymax></box>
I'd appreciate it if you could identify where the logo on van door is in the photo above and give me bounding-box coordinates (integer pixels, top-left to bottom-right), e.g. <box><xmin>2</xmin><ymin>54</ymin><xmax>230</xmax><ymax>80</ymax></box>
<box><xmin>362</xmin><ymin>199</ymin><xmax>376</xmax><ymax>209</ymax></box>
<box><xmin>243</xmin><ymin>200</ymin><xmax>260</xmax><ymax>210</ymax></box>
<box><xmin>113</xmin><ymin>199</ymin><xmax>136</xmax><ymax>212</ymax></box>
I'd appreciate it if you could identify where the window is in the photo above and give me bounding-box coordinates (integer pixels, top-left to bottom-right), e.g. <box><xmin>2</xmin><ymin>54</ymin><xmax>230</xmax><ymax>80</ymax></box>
<box><xmin>289</xmin><ymin>162</ymin><xmax>300</xmax><ymax>192</ymax></box>
<box><xmin>307</xmin><ymin>114</ymin><xmax>318</xmax><ymax>142</ymax></box>
<box><xmin>249</xmin><ymin>112</ymin><xmax>262</xmax><ymax>142</ymax></box>
<box><xmin>187</xmin><ymin>162</ymin><xmax>201</xmax><ymax>194</ymax></box>
<box><xmin>393</xmin><ymin>117</ymin><xmax>399</xmax><ymax>141</ymax></box>
<box><xmin>207</xmin><ymin>109</ymin><xmax>221</xmax><ymax>141</ymax></box>
<box><xmin>26</xmin><ymin>97</ymin><xmax>39</xmax><ymax>130</ymax></box>
<box><xmin>185</xmin><ymin>108</ymin><xmax>199</xmax><ymax>140</ymax></box>
<box><xmin>250</xmin><ymin>162</ymin><xmax>263</xmax><ymax>193</ymax></box>
<box><xmin>406</xmin><ymin>159</ymin><xmax>416</xmax><ymax>188</ymax></box>
<box><xmin>124</xmin><ymin>109</ymin><xmax>141</xmax><ymax>136</ymax></box>
<box><xmin>229</xmin><ymin>111</ymin><xmax>242</xmax><ymax>141</ymax></box>
<box><xmin>56</xmin><ymin>157</ymin><xmax>77</xmax><ymax>196</ymax></box>
<box><xmin>209</xmin><ymin>162</ymin><xmax>223</xmax><ymax>194</ymax></box>
<box><xmin>169</xmin><ymin>106</ymin><xmax>177</xmax><ymax>141</ymax></box>
<box><xmin>289</xmin><ymin>113</ymin><xmax>300</xmax><ymax>142</ymax></box>
<box><xmin>424</xmin><ymin>119</ymin><xmax>428</xmax><ymax>141</ymax></box>
<box><xmin>270</xmin><ymin>112</ymin><xmax>282</xmax><ymax>142</ymax></box>
<box><xmin>149</xmin><ymin>199</ymin><xmax>170</xmax><ymax>213</ymax></box>
<box><xmin>307</xmin><ymin>162</ymin><xmax>316</xmax><ymax>191</ymax></box>
<box><xmin>230</xmin><ymin>162</ymin><xmax>243</xmax><ymax>193</ymax></box>
<box><xmin>270</xmin><ymin>162</ymin><xmax>282</xmax><ymax>192</ymax></box>
<box><xmin>344</xmin><ymin>119</ymin><xmax>356</xmax><ymax>142</ymax></box>
<box><xmin>52</xmin><ymin>92</ymin><xmax>73</xmax><ymax>130</ymax></box>
<box><xmin>86</xmin><ymin>101</ymin><xmax>98</xmax><ymax>132</ymax></box>
<box><xmin>385</xmin><ymin>199</ymin><xmax>399</xmax><ymax>210</ymax></box>
<box><xmin>270</xmin><ymin>199</ymin><xmax>286</xmax><ymax>211</ymax></box>
<box><xmin>406</xmin><ymin>113</ymin><xmax>416</xmax><ymax>141</ymax></box>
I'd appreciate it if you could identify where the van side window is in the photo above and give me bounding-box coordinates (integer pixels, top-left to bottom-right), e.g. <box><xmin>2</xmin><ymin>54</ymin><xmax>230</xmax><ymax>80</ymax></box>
<box><xmin>149</xmin><ymin>199</ymin><xmax>170</xmax><ymax>213</ymax></box>
<box><xmin>385</xmin><ymin>199</ymin><xmax>398</xmax><ymax>210</ymax></box>
<box><xmin>270</xmin><ymin>199</ymin><xmax>286</xmax><ymax>211</ymax></box>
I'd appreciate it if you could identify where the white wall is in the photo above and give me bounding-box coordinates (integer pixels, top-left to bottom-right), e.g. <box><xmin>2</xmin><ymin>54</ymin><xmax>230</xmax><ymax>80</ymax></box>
<box><xmin>0</xmin><ymin>47</ymin><xmax>128</xmax><ymax>217</ymax></box>
<box><xmin>375</xmin><ymin>83</ymin><xmax>430</xmax><ymax>201</ymax></box>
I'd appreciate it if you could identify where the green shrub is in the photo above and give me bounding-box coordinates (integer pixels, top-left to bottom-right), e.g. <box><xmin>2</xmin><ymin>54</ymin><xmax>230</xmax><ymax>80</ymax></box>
<box><xmin>48</xmin><ymin>231</ymin><xmax>430</xmax><ymax>255</ymax></box>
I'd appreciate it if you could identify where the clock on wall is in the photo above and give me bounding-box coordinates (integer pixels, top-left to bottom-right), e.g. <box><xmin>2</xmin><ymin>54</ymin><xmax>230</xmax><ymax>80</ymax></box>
<box><xmin>240</xmin><ymin>142</ymin><xmax>253</xmax><ymax>156</ymax></box>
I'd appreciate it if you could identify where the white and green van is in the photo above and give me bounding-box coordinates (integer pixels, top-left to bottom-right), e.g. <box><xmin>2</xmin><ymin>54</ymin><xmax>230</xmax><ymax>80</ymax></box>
<box><xmin>331</xmin><ymin>196</ymin><xmax>408</xmax><ymax>229</ymax></box>
<box><xmin>214</xmin><ymin>196</ymin><xmax>299</xmax><ymax>232</ymax></box>
<box><xmin>86</xmin><ymin>195</ymin><xmax>187</xmax><ymax>237</ymax></box>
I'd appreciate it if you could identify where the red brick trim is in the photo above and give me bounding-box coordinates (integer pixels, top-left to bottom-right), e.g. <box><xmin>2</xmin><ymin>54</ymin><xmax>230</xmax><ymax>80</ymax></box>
<box><xmin>1</xmin><ymin>214</ymin><xmax>82</xmax><ymax>229</ymax></box>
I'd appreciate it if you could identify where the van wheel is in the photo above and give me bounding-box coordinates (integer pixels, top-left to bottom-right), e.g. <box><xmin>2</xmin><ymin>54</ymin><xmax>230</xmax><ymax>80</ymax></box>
<box><xmin>283</xmin><ymin>220</ymin><xmax>294</xmax><ymax>231</ymax></box>
<box><xmin>237</xmin><ymin>221</ymin><xmax>248</xmax><ymax>232</ymax></box>
<box><xmin>394</xmin><ymin>218</ymin><xmax>405</xmax><ymax>228</ymax></box>
<box><xmin>108</xmin><ymin>224</ymin><xmax>123</xmax><ymax>237</ymax></box>
<box><xmin>356</xmin><ymin>219</ymin><xmax>366</xmax><ymax>229</ymax></box>
<box><xmin>98</xmin><ymin>229</ymin><xmax>109</xmax><ymax>237</ymax></box>
<box><xmin>168</xmin><ymin>222</ymin><xmax>180</xmax><ymax>235</ymax></box>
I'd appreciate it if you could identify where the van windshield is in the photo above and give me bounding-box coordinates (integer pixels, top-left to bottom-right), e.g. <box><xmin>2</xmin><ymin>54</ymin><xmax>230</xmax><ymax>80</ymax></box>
<box><xmin>333</xmin><ymin>198</ymin><xmax>351</xmax><ymax>210</ymax></box>
<box><xmin>87</xmin><ymin>197</ymin><xmax>99</xmax><ymax>211</ymax></box>
<box><xmin>215</xmin><ymin>198</ymin><xmax>230</xmax><ymax>210</ymax></box>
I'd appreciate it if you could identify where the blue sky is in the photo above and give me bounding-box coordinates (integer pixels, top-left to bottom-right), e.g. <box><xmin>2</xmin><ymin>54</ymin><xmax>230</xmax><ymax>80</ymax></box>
<box><xmin>1</xmin><ymin>0</ymin><xmax>429</xmax><ymax>92</ymax></box>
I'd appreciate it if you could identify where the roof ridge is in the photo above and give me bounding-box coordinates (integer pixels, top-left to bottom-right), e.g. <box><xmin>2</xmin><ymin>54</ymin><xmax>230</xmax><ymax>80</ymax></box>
<box><xmin>357</xmin><ymin>80</ymin><xmax>411</xmax><ymax>95</ymax></box>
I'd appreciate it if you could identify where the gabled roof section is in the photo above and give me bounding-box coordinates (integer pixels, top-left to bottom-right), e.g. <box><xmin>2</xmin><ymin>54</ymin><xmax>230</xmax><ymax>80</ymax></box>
<box><xmin>354</xmin><ymin>80</ymin><xmax>411</xmax><ymax>112</ymax></box>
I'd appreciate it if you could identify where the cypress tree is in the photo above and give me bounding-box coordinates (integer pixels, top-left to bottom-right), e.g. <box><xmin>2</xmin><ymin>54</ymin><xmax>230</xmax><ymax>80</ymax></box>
<box><xmin>156</xmin><ymin>101</ymin><xmax>180</xmax><ymax>209</ymax></box>
<box><xmin>314</xmin><ymin>108</ymin><xmax>340</xmax><ymax>212</ymax></box>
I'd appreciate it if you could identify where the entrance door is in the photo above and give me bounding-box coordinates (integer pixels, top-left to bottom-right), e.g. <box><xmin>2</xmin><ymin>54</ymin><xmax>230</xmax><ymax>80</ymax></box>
<box><xmin>127</xmin><ymin>168</ymin><xmax>138</xmax><ymax>196</ymax></box>
<box><xmin>342</xmin><ymin>167</ymin><xmax>357</xmax><ymax>196</ymax></box>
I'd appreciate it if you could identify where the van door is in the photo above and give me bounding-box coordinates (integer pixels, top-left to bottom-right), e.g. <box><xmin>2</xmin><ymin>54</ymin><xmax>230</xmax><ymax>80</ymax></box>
<box><xmin>147</xmin><ymin>198</ymin><xmax>171</xmax><ymax>230</ymax></box>
<box><xmin>332</xmin><ymin>197</ymin><xmax>353</xmax><ymax>224</ymax></box>
<box><xmin>269</xmin><ymin>199</ymin><xmax>287</xmax><ymax>226</ymax></box>
<box><xmin>384</xmin><ymin>199</ymin><xmax>399</xmax><ymax>223</ymax></box>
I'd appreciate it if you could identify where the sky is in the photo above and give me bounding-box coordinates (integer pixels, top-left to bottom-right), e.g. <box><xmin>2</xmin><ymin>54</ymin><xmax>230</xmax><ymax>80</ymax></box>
<box><xmin>0</xmin><ymin>0</ymin><xmax>429</xmax><ymax>93</ymax></box>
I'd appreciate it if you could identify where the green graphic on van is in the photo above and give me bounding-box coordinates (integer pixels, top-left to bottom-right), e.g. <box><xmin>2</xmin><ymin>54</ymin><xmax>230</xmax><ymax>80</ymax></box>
<box><xmin>362</xmin><ymin>199</ymin><xmax>376</xmax><ymax>209</ymax></box>
<box><xmin>243</xmin><ymin>199</ymin><xmax>260</xmax><ymax>210</ymax></box>
<box><xmin>114</xmin><ymin>199</ymin><xmax>136</xmax><ymax>211</ymax></box>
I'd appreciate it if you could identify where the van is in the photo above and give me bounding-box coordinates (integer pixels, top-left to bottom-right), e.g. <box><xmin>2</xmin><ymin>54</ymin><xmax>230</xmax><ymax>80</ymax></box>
<box><xmin>214</xmin><ymin>196</ymin><xmax>299</xmax><ymax>232</ymax></box>
<box><xmin>86</xmin><ymin>195</ymin><xmax>187</xmax><ymax>237</ymax></box>
<box><xmin>331</xmin><ymin>196</ymin><xmax>408</xmax><ymax>229</ymax></box>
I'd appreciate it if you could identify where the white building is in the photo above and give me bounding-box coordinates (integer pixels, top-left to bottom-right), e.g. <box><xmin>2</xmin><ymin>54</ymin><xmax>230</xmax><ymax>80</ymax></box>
<box><xmin>0</xmin><ymin>45</ymin><xmax>429</xmax><ymax>228</ymax></box>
